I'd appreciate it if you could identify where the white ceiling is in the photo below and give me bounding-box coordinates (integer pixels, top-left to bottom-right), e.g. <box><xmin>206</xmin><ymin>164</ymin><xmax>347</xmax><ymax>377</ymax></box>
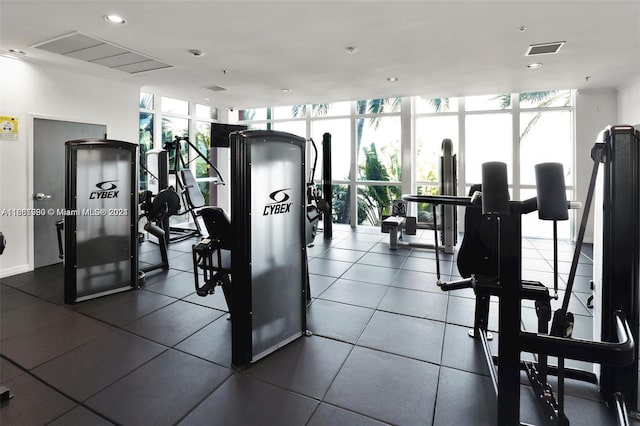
<box><xmin>2</xmin><ymin>1</ymin><xmax>640</xmax><ymax>110</ymax></box>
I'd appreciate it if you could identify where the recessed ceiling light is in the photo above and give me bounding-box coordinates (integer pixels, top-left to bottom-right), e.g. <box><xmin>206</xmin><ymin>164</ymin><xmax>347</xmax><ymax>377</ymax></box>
<box><xmin>345</xmin><ymin>46</ymin><xmax>358</xmax><ymax>54</ymax></box>
<box><xmin>189</xmin><ymin>49</ymin><xmax>205</xmax><ymax>57</ymax></box>
<box><xmin>518</xmin><ymin>26</ymin><xmax>528</xmax><ymax>32</ymax></box>
<box><xmin>8</xmin><ymin>49</ymin><xmax>25</xmax><ymax>55</ymax></box>
<box><xmin>527</xmin><ymin>63</ymin><xmax>543</xmax><ymax>69</ymax></box>
<box><xmin>387</xmin><ymin>77</ymin><xmax>398</xmax><ymax>82</ymax></box>
<box><xmin>104</xmin><ymin>15</ymin><xmax>126</xmax><ymax>24</ymax></box>
<box><xmin>204</xmin><ymin>97</ymin><xmax>211</xmax><ymax>101</ymax></box>
<box><xmin>281</xmin><ymin>88</ymin><xmax>291</xmax><ymax>93</ymax></box>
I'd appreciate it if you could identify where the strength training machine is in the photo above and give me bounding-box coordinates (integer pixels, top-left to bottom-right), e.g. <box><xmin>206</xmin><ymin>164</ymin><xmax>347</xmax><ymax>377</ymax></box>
<box><xmin>382</xmin><ymin>138</ymin><xmax>457</xmax><ymax>253</ymax></box>
<box><xmin>402</xmin><ymin>124</ymin><xmax>638</xmax><ymax>424</ymax></box>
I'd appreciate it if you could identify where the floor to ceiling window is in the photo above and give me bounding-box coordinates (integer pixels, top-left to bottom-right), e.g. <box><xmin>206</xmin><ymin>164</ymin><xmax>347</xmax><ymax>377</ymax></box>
<box><xmin>229</xmin><ymin>89</ymin><xmax>575</xmax><ymax>238</ymax></box>
<box><xmin>138</xmin><ymin>94</ymin><xmax>219</xmax><ymax>207</ymax></box>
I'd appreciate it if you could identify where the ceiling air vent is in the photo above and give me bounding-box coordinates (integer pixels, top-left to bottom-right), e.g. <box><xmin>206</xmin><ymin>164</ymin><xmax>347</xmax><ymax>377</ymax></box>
<box><xmin>31</xmin><ymin>32</ymin><xmax>172</xmax><ymax>73</ymax></box>
<box><xmin>206</xmin><ymin>85</ymin><xmax>227</xmax><ymax>92</ymax></box>
<box><xmin>526</xmin><ymin>41</ymin><xmax>565</xmax><ymax>56</ymax></box>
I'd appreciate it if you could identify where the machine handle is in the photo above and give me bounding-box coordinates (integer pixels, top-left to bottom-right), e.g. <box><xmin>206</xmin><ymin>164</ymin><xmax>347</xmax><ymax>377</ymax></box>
<box><xmin>34</xmin><ymin>192</ymin><xmax>52</xmax><ymax>201</ymax></box>
<box><xmin>521</xmin><ymin>310</ymin><xmax>635</xmax><ymax>365</ymax></box>
<box><xmin>55</xmin><ymin>220</ymin><xmax>64</xmax><ymax>259</ymax></box>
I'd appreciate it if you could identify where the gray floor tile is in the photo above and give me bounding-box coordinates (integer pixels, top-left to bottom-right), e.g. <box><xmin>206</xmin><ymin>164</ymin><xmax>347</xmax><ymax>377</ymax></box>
<box><xmin>433</xmin><ymin>367</ymin><xmax>497</xmax><ymax>425</ymax></box>
<box><xmin>318</xmin><ymin>278</ymin><xmax>388</xmax><ymax>309</ymax></box>
<box><xmin>86</xmin><ymin>349</ymin><xmax>231</xmax><ymax>426</ymax></box>
<box><xmin>249</xmin><ymin>335</ymin><xmax>352</xmax><ymax>399</ymax></box>
<box><xmin>1</xmin><ymin>299</ymin><xmax>71</xmax><ymax>341</ymax></box>
<box><xmin>357</xmin><ymin>252</ymin><xmax>408</xmax><ymax>268</ymax></box>
<box><xmin>143</xmin><ymin>270</ymin><xmax>196</xmax><ymax>299</ymax></box>
<box><xmin>2</xmin><ymin>312</ymin><xmax>114</xmax><ymax>369</ymax></box>
<box><xmin>0</xmin><ymin>357</ymin><xmax>24</xmax><ymax>381</ymax></box>
<box><xmin>308</xmin><ymin>274</ymin><xmax>337</xmax><ymax>298</ymax></box>
<box><xmin>357</xmin><ymin>311</ymin><xmax>445</xmax><ymax>364</ymax></box>
<box><xmin>341</xmin><ymin>263</ymin><xmax>399</xmax><ymax>286</ymax></box>
<box><xmin>446</xmin><ymin>295</ymin><xmax>499</xmax><ymax>332</ymax></box>
<box><xmin>324</xmin><ymin>346</ymin><xmax>439</xmax><ymax>425</ymax></box>
<box><xmin>48</xmin><ymin>406</ymin><xmax>115</xmax><ymax>426</ymax></box>
<box><xmin>402</xmin><ymin>256</ymin><xmax>453</xmax><ymax>275</ymax></box>
<box><xmin>308</xmin><ymin>258</ymin><xmax>353</xmax><ymax>278</ymax></box>
<box><xmin>332</xmin><ymin>239</ymin><xmax>379</xmax><ymax>252</ymax></box>
<box><xmin>378</xmin><ymin>286</ymin><xmax>448</xmax><ymax>321</ymax></box>
<box><xmin>307</xmin><ymin>299</ymin><xmax>374</xmax><ymax>343</ymax></box>
<box><xmin>307</xmin><ymin>403</ymin><xmax>389</xmax><ymax>426</ymax></box>
<box><xmin>0</xmin><ymin>371</ymin><xmax>76</xmax><ymax>426</ymax></box>
<box><xmin>178</xmin><ymin>374</ymin><xmax>318</xmax><ymax>426</ymax></box>
<box><xmin>175</xmin><ymin>315</ymin><xmax>232</xmax><ymax>367</ymax></box>
<box><xmin>440</xmin><ymin>323</ymin><xmax>499</xmax><ymax>376</ymax></box>
<box><xmin>390</xmin><ymin>269</ymin><xmax>443</xmax><ymax>293</ymax></box>
<box><xmin>124</xmin><ymin>300</ymin><xmax>222</xmax><ymax>346</ymax></box>
<box><xmin>31</xmin><ymin>329</ymin><xmax>166</xmax><ymax>401</ymax></box>
<box><xmin>0</xmin><ymin>285</ymin><xmax>45</xmax><ymax>312</ymax></box>
<box><xmin>316</xmin><ymin>247</ymin><xmax>367</xmax><ymax>263</ymax></box>
<box><xmin>71</xmin><ymin>289</ymin><xmax>176</xmax><ymax>327</ymax></box>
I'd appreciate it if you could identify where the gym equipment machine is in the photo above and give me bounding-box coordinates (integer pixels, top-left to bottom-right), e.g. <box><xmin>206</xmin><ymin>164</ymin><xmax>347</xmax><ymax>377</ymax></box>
<box><xmin>403</xmin><ymin>150</ymin><xmax>637</xmax><ymax>424</ymax></box>
<box><xmin>231</xmin><ymin>130</ymin><xmax>309</xmax><ymax>370</ymax></box>
<box><xmin>162</xmin><ymin>135</ymin><xmax>225</xmax><ymax>241</ymax></box>
<box><xmin>192</xmin><ymin>130</ymin><xmax>310</xmax><ymax>371</ymax></box>
<box><xmin>62</xmin><ymin>139</ymin><xmax>138</xmax><ymax>304</ymax></box>
<box><xmin>382</xmin><ymin>138</ymin><xmax>457</xmax><ymax>252</ymax></box>
<box><xmin>592</xmin><ymin>125</ymin><xmax>640</xmax><ymax>416</ymax></box>
<box><xmin>321</xmin><ymin>132</ymin><xmax>333</xmax><ymax>240</ymax></box>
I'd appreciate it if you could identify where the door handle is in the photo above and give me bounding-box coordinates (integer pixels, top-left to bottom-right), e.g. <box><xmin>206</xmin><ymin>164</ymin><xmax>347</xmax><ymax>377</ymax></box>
<box><xmin>34</xmin><ymin>193</ymin><xmax>52</xmax><ymax>201</ymax></box>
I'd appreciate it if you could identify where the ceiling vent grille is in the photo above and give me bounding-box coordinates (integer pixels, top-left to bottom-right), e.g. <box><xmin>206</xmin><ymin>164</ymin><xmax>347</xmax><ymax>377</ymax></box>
<box><xmin>206</xmin><ymin>85</ymin><xmax>227</xmax><ymax>92</ymax></box>
<box><xmin>526</xmin><ymin>41</ymin><xmax>565</xmax><ymax>56</ymax></box>
<box><xmin>31</xmin><ymin>32</ymin><xmax>172</xmax><ymax>74</ymax></box>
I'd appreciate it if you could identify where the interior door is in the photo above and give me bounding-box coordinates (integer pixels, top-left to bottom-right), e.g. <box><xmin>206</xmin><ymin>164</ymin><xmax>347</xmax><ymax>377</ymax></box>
<box><xmin>33</xmin><ymin>118</ymin><xmax>106</xmax><ymax>268</ymax></box>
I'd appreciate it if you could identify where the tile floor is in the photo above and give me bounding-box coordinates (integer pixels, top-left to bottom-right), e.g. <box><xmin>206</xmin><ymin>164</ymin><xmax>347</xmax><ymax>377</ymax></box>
<box><xmin>0</xmin><ymin>224</ymin><xmax>636</xmax><ymax>425</ymax></box>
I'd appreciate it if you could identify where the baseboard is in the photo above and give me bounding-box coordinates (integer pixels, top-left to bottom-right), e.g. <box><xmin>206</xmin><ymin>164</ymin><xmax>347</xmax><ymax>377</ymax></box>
<box><xmin>0</xmin><ymin>264</ymin><xmax>31</xmax><ymax>279</ymax></box>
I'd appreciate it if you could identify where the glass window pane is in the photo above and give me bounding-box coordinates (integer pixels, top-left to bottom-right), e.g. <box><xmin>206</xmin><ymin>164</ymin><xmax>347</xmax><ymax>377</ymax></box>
<box><xmin>311</xmin><ymin>118</ymin><xmax>351</xmax><ymax>181</ymax></box>
<box><xmin>332</xmin><ymin>184</ymin><xmax>351</xmax><ymax>225</ymax></box>
<box><xmin>415</xmin><ymin>185</ymin><xmax>440</xmax><ymax>225</ymax></box>
<box><xmin>313</xmin><ymin>101</ymin><xmax>351</xmax><ymax>117</ymax></box>
<box><xmin>521</xmin><ymin>188</ymin><xmax>571</xmax><ymax>239</ymax></box>
<box><xmin>246</xmin><ymin>122</ymin><xmax>268</xmax><ymax>130</ymax></box>
<box><xmin>139</xmin><ymin>112</ymin><xmax>154</xmax><ymax>190</ymax></box>
<box><xmin>195</xmin><ymin>104</ymin><xmax>217</xmax><ymax>120</ymax></box>
<box><xmin>140</xmin><ymin>92</ymin><xmax>154</xmax><ymax>109</ymax></box>
<box><xmin>520</xmin><ymin>111</ymin><xmax>573</xmax><ymax>186</ymax></box>
<box><xmin>273</xmin><ymin>105</ymin><xmax>299</xmax><ymax>119</ymax></box>
<box><xmin>465</xmin><ymin>113</ymin><xmax>512</xmax><ymax>184</ymax></box>
<box><xmin>415</xmin><ymin>97</ymin><xmax>459</xmax><ymax>113</ymax></box>
<box><xmin>357</xmin><ymin>116</ymin><xmax>401</xmax><ymax>182</ymax></box>
<box><xmin>162</xmin><ymin>117</ymin><xmax>189</xmax><ymax>171</ymax></box>
<box><xmin>357</xmin><ymin>184</ymin><xmax>402</xmax><ymax>226</ymax></box>
<box><xmin>161</xmin><ymin>96</ymin><xmax>188</xmax><ymax>115</ymax></box>
<box><xmin>519</xmin><ymin>90</ymin><xmax>571</xmax><ymax>109</ymax></box>
<box><xmin>239</xmin><ymin>108</ymin><xmax>267</xmax><ymax>121</ymax></box>
<box><xmin>415</xmin><ymin>116</ymin><xmax>459</xmax><ymax>182</ymax></box>
<box><xmin>465</xmin><ymin>94</ymin><xmax>511</xmax><ymax>111</ymax></box>
<box><xmin>195</xmin><ymin>121</ymin><xmax>212</xmax><ymax>204</ymax></box>
<box><xmin>272</xmin><ymin>120</ymin><xmax>306</xmax><ymax>139</ymax></box>
<box><xmin>356</xmin><ymin>98</ymin><xmax>401</xmax><ymax>114</ymax></box>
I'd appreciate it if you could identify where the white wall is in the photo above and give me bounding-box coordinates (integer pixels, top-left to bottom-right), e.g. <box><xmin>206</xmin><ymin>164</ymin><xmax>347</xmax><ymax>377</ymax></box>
<box><xmin>617</xmin><ymin>75</ymin><xmax>640</xmax><ymax>126</ymax></box>
<box><xmin>574</xmin><ymin>89</ymin><xmax>617</xmax><ymax>244</ymax></box>
<box><xmin>0</xmin><ymin>56</ymin><xmax>139</xmax><ymax>277</ymax></box>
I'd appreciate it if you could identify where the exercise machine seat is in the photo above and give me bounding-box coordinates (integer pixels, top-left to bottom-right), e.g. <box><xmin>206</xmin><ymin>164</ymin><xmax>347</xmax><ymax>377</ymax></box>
<box><xmin>180</xmin><ymin>169</ymin><xmax>206</xmax><ymax>210</ymax></box>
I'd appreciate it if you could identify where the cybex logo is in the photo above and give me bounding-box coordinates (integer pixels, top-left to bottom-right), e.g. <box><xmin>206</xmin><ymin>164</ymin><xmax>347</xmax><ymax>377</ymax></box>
<box><xmin>90</xmin><ymin>180</ymin><xmax>119</xmax><ymax>199</ymax></box>
<box><xmin>263</xmin><ymin>188</ymin><xmax>293</xmax><ymax>215</ymax></box>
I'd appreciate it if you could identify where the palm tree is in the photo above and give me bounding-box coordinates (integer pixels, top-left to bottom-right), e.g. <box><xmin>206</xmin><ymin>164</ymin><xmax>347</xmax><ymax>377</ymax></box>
<box><xmin>492</xmin><ymin>91</ymin><xmax>571</xmax><ymax>139</ymax></box>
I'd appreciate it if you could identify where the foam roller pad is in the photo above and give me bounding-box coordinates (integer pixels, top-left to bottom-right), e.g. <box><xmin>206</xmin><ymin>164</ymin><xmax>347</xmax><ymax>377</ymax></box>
<box><xmin>481</xmin><ymin>162</ymin><xmax>510</xmax><ymax>215</ymax></box>
<box><xmin>535</xmin><ymin>162</ymin><xmax>568</xmax><ymax>221</ymax></box>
